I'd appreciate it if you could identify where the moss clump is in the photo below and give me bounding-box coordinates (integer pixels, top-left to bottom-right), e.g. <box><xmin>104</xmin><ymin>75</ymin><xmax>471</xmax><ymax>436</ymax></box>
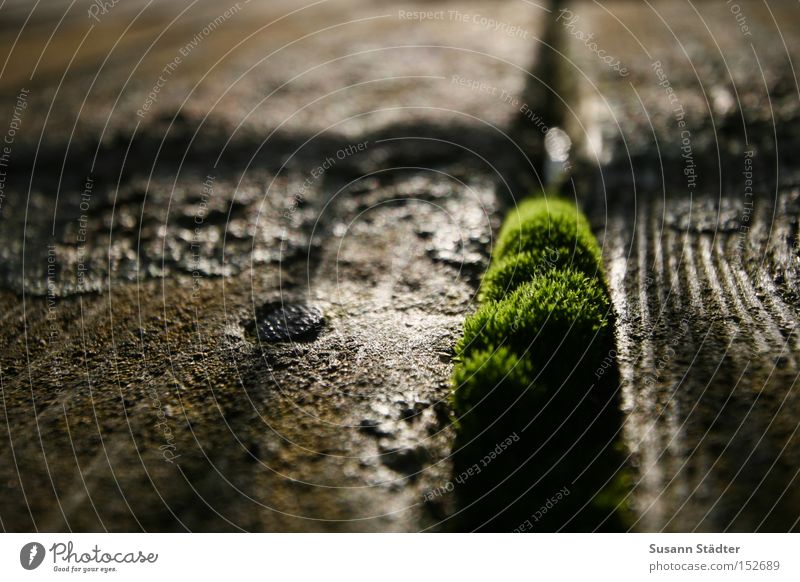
<box><xmin>479</xmin><ymin>251</ymin><xmax>558</xmax><ymax>303</ymax></box>
<box><xmin>452</xmin><ymin>348</ymin><xmax>544</xmax><ymax>438</ymax></box>
<box><xmin>479</xmin><ymin>249</ymin><xmax>588</xmax><ymax>303</ymax></box>
<box><xmin>452</xmin><ymin>346</ymin><xmax>606</xmax><ymax>457</ymax></box>
<box><xmin>459</xmin><ymin>269</ymin><xmax>611</xmax><ymax>389</ymax></box>
<box><xmin>493</xmin><ymin>197</ymin><xmax>603</xmax><ymax>276</ymax></box>
<box><xmin>449</xmin><ymin>194</ymin><xmax>631</xmax><ymax>532</ymax></box>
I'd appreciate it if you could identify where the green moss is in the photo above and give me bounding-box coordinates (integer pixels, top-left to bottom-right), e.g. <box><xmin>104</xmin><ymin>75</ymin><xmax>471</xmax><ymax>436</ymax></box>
<box><xmin>480</xmin><ymin>252</ymin><xmax>556</xmax><ymax>303</ymax></box>
<box><xmin>449</xmin><ymin>192</ymin><xmax>631</xmax><ymax>532</ymax></box>
<box><xmin>452</xmin><ymin>345</ymin><xmax>609</xmax><ymax>457</ymax></box>
<box><xmin>452</xmin><ymin>347</ymin><xmax>536</xmax><ymax>415</ymax></box>
<box><xmin>459</xmin><ymin>269</ymin><xmax>611</xmax><ymax>389</ymax></box>
<box><xmin>480</xmin><ymin>249</ymin><xmax>589</xmax><ymax>304</ymax></box>
<box><xmin>493</xmin><ymin>196</ymin><xmax>603</xmax><ymax>276</ymax></box>
<box><xmin>451</xmin><ymin>343</ymin><xmax>628</xmax><ymax>531</ymax></box>
<box><xmin>452</xmin><ymin>347</ymin><xmax>543</xmax><ymax>438</ymax></box>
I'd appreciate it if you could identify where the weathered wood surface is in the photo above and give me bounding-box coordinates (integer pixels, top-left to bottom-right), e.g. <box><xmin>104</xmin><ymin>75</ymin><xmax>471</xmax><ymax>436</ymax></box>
<box><xmin>560</xmin><ymin>0</ymin><xmax>800</xmax><ymax>531</ymax></box>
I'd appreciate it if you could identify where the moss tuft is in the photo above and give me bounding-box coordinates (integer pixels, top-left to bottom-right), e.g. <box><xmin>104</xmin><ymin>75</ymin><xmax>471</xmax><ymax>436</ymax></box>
<box><xmin>452</xmin><ymin>347</ymin><xmax>541</xmax><ymax>435</ymax></box>
<box><xmin>460</xmin><ymin>269</ymin><xmax>610</xmax><ymax>383</ymax></box>
<box><xmin>449</xmin><ymin>193</ymin><xmax>631</xmax><ymax>531</ymax></box>
<box><xmin>493</xmin><ymin>197</ymin><xmax>603</xmax><ymax>276</ymax></box>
